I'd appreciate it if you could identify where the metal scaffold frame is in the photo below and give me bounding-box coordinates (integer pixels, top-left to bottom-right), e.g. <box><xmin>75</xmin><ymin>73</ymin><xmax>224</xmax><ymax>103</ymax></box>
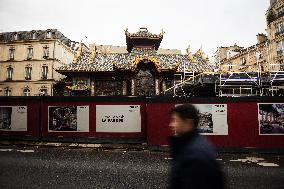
<box><xmin>163</xmin><ymin>42</ymin><xmax>284</xmax><ymax>97</ymax></box>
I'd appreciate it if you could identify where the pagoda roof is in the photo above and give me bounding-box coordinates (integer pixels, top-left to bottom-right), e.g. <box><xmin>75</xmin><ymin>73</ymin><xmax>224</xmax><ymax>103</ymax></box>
<box><xmin>57</xmin><ymin>47</ymin><xmax>215</xmax><ymax>74</ymax></box>
<box><xmin>125</xmin><ymin>27</ymin><xmax>164</xmax><ymax>52</ymax></box>
<box><xmin>125</xmin><ymin>27</ymin><xmax>163</xmax><ymax>39</ymax></box>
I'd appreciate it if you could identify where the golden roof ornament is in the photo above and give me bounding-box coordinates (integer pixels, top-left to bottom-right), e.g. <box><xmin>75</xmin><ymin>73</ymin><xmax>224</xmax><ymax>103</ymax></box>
<box><xmin>89</xmin><ymin>44</ymin><xmax>97</xmax><ymax>61</ymax></box>
<box><xmin>160</xmin><ymin>29</ymin><xmax>165</xmax><ymax>36</ymax></box>
<box><xmin>73</xmin><ymin>41</ymin><xmax>83</xmax><ymax>63</ymax></box>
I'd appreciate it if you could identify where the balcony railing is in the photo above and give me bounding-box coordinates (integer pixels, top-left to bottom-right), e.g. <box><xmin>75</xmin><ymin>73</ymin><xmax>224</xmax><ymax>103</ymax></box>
<box><xmin>275</xmin><ymin>30</ymin><xmax>284</xmax><ymax>36</ymax></box>
<box><xmin>267</xmin><ymin>11</ymin><xmax>284</xmax><ymax>24</ymax></box>
<box><xmin>277</xmin><ymin>50</ymin><xmax>283</xmax><ymax>56</ymax></box>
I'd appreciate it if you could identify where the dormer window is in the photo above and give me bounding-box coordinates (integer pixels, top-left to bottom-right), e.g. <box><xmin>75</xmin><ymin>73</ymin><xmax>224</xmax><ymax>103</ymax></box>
<box><xmin>27</xmin><ymin>47</ymin><xmax>33</xmax><ymax>60</ymax></box>
<box><xmin>13</xmin><ymin>33</ymin><xmax>18</xmax><ymax>41</ymax></box>
<box><xmin>43</xmin><ymin>45</ymin><xmax>49</xmax><ymax>59</ymax></box>
<box><xmin>46</xmin><ymin>31</ymin><xmax>52</xmax><ymax>38</ymax></box>
<box><xmin>31</xmin><ymin>32</ymin><xmax>37</xmax><ymax>40</ymax></box>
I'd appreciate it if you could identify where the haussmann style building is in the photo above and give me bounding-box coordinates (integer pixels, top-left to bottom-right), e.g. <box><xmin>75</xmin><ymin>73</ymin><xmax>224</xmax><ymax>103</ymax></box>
<box><xmin>0</xmin><ymin>29</ymin><xmax>78</xmax><ymax>96</ymax></box>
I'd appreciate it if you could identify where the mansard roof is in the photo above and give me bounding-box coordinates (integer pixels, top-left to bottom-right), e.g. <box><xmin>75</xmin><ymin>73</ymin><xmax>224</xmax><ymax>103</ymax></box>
<box><xmin>0</xmin><ymin>29</ymin><xmax>76</xmax><ymax>48</ymax></box>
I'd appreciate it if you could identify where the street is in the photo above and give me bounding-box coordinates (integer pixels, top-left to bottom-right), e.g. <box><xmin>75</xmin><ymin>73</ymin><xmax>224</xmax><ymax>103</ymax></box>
<box><xmin>0</xmin><ymin>146</ymin><xmax>283</xmax><ymax>189</ymax></box>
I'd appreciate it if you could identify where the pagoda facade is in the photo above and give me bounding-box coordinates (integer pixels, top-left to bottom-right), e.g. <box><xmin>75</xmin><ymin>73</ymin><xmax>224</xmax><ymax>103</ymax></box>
<box><xmin>57</xmin><ymin>27</ymin><xmax>213</xmax><ymax>96</ymax></box>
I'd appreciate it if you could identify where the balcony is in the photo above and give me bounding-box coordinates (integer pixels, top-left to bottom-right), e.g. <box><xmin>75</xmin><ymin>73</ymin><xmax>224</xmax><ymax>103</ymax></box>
<box><xmin>275</xmin><ymin>30</ymin><xmax>284</xmax><ymax>36</ymax></box>
<box><xmin>43</xmin><ymin>55</ymin><xmax>49</xmax><ymax>60</ymax></box>
<box><xmin>267</xmin><ymin>11</ymin><xmax>284</xmax><ymax>24</ymax></box>
<box><xmin>41</xmin><ymin>76</ymin><xmax>47</xmax><ymax>80</ymax></box>
<box><xmin>277</xmin><ymin>50</ymin><xmax>283</xmax><ymax>56</ymax></box>
<box><xmin>278</xmin><ymin>11</ymin><xmax>284</xmax><ymax>19</ymax></box>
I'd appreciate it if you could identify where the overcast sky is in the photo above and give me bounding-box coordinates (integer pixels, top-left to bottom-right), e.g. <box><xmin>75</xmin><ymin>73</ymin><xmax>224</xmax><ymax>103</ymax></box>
<box><xmin>0</xmin><ymin>0</ymin><xmax>270</xmax><ymax>58</ymax></box>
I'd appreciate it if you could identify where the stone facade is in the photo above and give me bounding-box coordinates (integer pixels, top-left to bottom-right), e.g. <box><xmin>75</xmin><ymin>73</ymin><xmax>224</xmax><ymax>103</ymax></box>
<box><xmin>217</xmin><ymin>0</ymin><xmax>284</xmax><ymax>73</ymax></box>
<box><xmin>0</xmin><ymin>29</ymin><xmax>76</xmax><ymax>96</ymax></box>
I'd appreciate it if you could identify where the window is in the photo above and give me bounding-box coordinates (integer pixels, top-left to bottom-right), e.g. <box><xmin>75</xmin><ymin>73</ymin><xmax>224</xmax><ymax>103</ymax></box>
<box><xmin>43</xmin><ymin>46</ymin><xmax>49</xmax><ymax>59</ymax></box>
<box><xmin>4</xmin><ymin>88</ymin><xmax>11</xmax><ymax>96</ymax></box>
<box><xmin>276</xmin><ymin>40</ymin><xmax>284</xmax><ymax>55</ymax></box>
<box><xmin>23</xmin><ymin>88</ymin><xmax>31</xmax><ymax>96</ymax></box>
<box><xmin>240</xmin><ymin>57</ymin><xmax>246</xmax><ymax>65</ymax></box>
<box><xmin>46</xmin><ymin>31</ymin><xmax>52</xmax><ymax>38</ymax></box>
<box><xmin>6</xmin><ymin>66</ymin><xmax>13</xmax><ymax>80</ymax></box>
<box><xmin>228</xmin><ymin>63</ymin><xmax>233</xmax><ymax>71</ymax></box>
<box><xmin>31</xmin><ymin>32</ymin><xmax>36</xmax><ymax>40</ymax></box>
<box><xmin>275</xmin><ymin>22</ymin><xmax>284</xmax><ymax>34</ymax></box>
<box><xmin>13</xmin><ymin>33</ymin><xmax>18</xmax><ymax>41</ymax></box>
<box><xmin>277</xmin><ymin>6</ymin><xmax>284</xmax><ymax>17</ymax></box>
<box><xmin>280</xmin><ymin>60</ymin><xmax>284</xmax><ymax>71</ymax></box>
<box><xmin>27</xmin><ymin>47</ymin><xmax>33</xmax><ymax>60</ymax></box>
<box><xmin>39</xmin><ymin>88</ymin><xmax>48</xmax><ymax>96</ymax></box>
<box><xmin>9</xmin><ymin>48</ymin><xmax>15</xmax><ymax>60</ymax></box>
<box><xmin>41</xmin><ymin>66</ymin><xmax>48</xmax><ymax>79</ymax></box>
<box><xmin>256</xmin><ymin>51</ymin><xmax>262</xmax><ymax>61</ymax></box>
<box><xmin>25</xmin><ymin>67</ymin><xmax>32</xmax><ymax>80</ymax></box>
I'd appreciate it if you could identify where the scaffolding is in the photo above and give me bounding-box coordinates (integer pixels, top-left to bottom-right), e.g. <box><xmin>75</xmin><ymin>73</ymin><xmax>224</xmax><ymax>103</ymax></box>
<box><xmin>269</xmin><ymin>63</ymin><xmax>284</xmax><ymax>96</ymax></box>
<box><xmin>163</xmin><ymin>43</ymin><xmax>284</xmax><ymax>97</ymax></box>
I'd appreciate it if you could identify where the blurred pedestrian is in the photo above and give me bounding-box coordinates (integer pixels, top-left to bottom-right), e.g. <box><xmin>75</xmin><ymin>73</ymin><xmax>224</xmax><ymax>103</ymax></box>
<box><xmin>169</xmin><ymin>104</ymin><xmax>225</xmax><ymax>189</ymax></box>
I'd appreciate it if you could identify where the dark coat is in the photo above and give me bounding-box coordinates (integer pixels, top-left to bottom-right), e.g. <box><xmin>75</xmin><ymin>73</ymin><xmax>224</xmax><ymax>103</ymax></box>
<box><xmin>169</xmin><ymin>129</ymin><xmax>225</xmax><ymax>189</ymax></box>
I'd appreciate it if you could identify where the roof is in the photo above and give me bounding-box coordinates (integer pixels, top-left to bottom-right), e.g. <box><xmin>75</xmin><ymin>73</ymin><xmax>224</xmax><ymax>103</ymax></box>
<box><xmin>125</xmin><ymin>27</ymin><xmax>164</xmax><ymax>52</ymax></box>
<box><xmin>0</xmin><ymin>29</ymin><xmax>76</xmax><ymax>49</ymax></box>
<box><xmin>57</xmin><ymin>47</ymin><xmax>214</xmax><ymax>73</ymax></box>
<box><xmin>125</xmin><ymin>27</ymin><xmax>163</xmax><ymax>39</ymax></box>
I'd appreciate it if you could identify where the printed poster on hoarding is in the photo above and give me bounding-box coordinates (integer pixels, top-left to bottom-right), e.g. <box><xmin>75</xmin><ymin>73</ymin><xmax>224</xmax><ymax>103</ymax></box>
<box><xmin>176</xmin><ymin>104</ymin><xmax>228</xmax><ymax>135</ymax></box>
<box><xmin>258</xmin><ymin>103</ymin><xmax>284</xmax><ymax>135</ymax></box>
<box><xmin>0</xmin><ymin>106</ymin><xmax>27</xmax><ymax>131</ymax></box>
<box><xmin>96</xmin><ymin>105</ymin><xmax>141</xmax><ymax>133</ymax></box>
<box><xmin>48</xmin><ymin>106</ymin><xmax>89</xmax><ymax>132</ymax></box>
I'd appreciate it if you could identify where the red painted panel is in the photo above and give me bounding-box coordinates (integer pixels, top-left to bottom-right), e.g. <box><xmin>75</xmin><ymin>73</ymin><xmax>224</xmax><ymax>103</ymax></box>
<box><xmin>0</xmin><ymin>99</ymin><xmax>39</xmax><ymax>139</ymax></box>
<box><xmin>146</xmin><ymin>103</ymin><xmax>173</xmax><ymax>145</ymax></box>
<box><xmin>146</xmin><ymin>102</ymin><xmax>284</xmax><ymax>149</ymax></box>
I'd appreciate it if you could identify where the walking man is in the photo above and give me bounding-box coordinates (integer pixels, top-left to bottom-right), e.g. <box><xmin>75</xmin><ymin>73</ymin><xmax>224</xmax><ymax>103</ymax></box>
<box><xmin>169</xmin><ymin>104</ymin><xmax>225</xmax><ymax>189</ymax></box>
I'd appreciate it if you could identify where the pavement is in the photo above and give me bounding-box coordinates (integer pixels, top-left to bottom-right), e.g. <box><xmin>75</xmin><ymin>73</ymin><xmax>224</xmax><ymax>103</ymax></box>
<box><xmin>0</xmin><ymin>145</ymin><xmax>283</xmax><ymax>189</ymax></box>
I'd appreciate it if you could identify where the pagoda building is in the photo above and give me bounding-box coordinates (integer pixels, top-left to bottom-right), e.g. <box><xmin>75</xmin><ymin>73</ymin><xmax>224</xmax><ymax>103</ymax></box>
<box><xmin>57</xmin><ymin>27</ymin><xmax>214</xmax><ymax>96</ymax></box>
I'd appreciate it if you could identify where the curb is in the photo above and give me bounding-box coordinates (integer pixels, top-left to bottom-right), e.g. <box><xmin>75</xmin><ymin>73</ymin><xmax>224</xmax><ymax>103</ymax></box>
<box><xmin>0</xmin><ymin>141</ymin><xmax>283</xmax><ymax>154</ymax></box>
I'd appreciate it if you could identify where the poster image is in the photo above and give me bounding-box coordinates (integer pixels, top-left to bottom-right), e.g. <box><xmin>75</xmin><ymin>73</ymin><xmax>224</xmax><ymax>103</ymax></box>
<box><xmin>258</xmin><ymin>103</ymin><xmax>284</xmax><ymax>135</ymax></box>
<box><xmin>48</xmin><ymin>106</ymin><xmax>89</xmax><ymax>132</ymax></box>
<box><xmin>96</xmin><ymin>105</ymin><xmax>141</xmax><ymax>133</ymax></box>
<box><xmin>176</xmin><ymin>104</ymin><xmax>228</xmax><ymax>135</ymax></box>
<box><xmin>0</xmin><ymin>106</ymin><xmax>27</xmax><ymax>131</ymax></box>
